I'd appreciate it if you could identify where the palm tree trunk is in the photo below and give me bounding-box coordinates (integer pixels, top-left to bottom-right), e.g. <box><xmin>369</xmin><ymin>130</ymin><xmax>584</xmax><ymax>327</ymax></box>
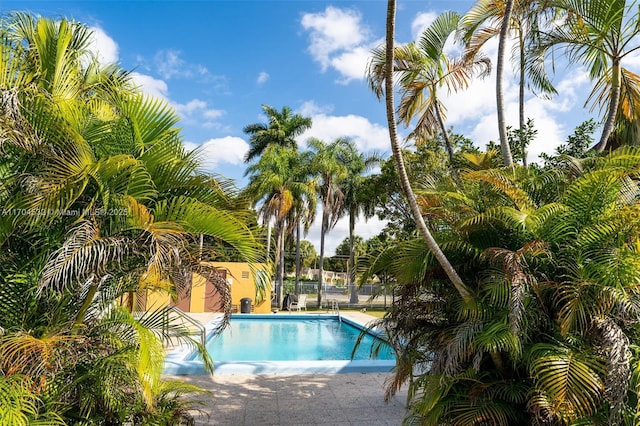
<box><xmin>274</xmin><ymin>221</ymin><xmax>284</xmax><ymax>308</ymax></box>
<box><xmin>519</xmin><ymin>27</ymin><xmax>528</xmax><ymax>167</ymax></box>
<box><xmin>434</xmin><ymin>99</ymin><xmax>460</xmax><ymax>183</ymax></box>
<box><xmin>279</xmin><ymin>227</ymin><xmax>285</xmax><ymax>304</ymax></box>
<box><xmin>74</xmin><ymin>280</ymin><xmax>99</xmax><ymax>331</ymax></box>
<box><xmin>594</xmin><ymin>60</ymin><xmax>621</xmax><ymax>151</ymax></box>
<box><xmin>348</xmin><ymin>207</ymin><xmax>358</xmax><ymax>304</ymax></box>
<box><xmin>385</xmin><ymin>0</ymin><xmax>472</xmax><ymax>303</ymax></box>
<box><xmin>295</xmin><ymin>220</ymin><xmax>301</xmax><ymax>296</ymax></box>
<box><xmin>434</xmin><ymin>99</ymin><xmax>455</xmax><ymax>164</ymax></box>
<box><xmin>317</xmin><ymin>208</ymin><xmax>328</xmax><ymax>308</ymax></box>
<box><xmin>497</xmin><ymin>0</ymin><xmax>514</xmax><ymax>167</ymax></box>
<box><xmin>127</xmin><ymin>290</ymin><xmax>137</xmax><ymax>313</ymax></box>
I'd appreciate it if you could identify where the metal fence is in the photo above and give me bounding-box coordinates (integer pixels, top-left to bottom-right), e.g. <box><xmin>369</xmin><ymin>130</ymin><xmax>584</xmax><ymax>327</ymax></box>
<box><xmin>274</xmin><ymin>281</ymin><xmax>393</xmax><ymax>309</ymax></box>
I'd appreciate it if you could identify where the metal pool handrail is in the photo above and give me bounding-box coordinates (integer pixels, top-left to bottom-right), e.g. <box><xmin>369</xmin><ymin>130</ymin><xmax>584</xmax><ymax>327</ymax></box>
<box><xmin>329</xmin><ymin>299</ymin><xmax>341</xmax><ymax>322</ymax></box>
<box><xmin>162</xmin><ymin>305</ymin><xmax>206</xmax><ymax>348</ymax></box>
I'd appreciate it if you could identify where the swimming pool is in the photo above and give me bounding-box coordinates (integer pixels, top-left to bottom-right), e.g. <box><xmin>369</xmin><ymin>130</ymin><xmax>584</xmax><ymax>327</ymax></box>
<box><xmin>164</xmin><ymin>314</ymin><xmax>396</xmax><ymax>374</ymax></box>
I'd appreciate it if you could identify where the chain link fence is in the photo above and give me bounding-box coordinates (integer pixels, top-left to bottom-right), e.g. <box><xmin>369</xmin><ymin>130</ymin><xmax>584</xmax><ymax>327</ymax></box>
<box><xmin>274</xmin><ymin>281</ymin><xmax>393</xmax><ymax>309</ymax></box>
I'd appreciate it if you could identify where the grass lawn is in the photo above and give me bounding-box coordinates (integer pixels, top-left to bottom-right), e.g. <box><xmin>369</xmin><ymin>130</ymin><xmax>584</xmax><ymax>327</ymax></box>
<box><xmin>345</xmin><ymin>308</ymin><xmax>387</xmax><ymax>318</ymax></box>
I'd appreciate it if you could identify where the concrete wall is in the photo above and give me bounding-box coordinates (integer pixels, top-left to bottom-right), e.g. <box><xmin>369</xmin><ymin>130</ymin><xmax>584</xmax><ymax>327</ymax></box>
<box><xmin>212</xmin><ymin>262</ymin><xmax>271</xmax><ymax>314</ymax></box>
<box><xmin>140</xmin><ymin>262</ymin><xmax>271</xmax><ymax>313</ymax></box>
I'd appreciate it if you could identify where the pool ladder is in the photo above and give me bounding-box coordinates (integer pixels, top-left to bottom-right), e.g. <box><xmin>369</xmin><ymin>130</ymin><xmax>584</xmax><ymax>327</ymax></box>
<box><xmin>329</xmin><ymin>299</ymin><xmax>341</xmax><ymax>322</ymax></box>
<box><xmin>161</xmin><ymin>305</ymin><xmax>206</xmax><ymax>348</ymax></box>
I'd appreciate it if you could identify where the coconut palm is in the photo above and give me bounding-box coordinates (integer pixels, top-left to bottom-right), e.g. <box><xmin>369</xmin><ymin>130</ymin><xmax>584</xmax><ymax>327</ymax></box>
<box><xmin>307</xmin><ymin>138</ymin><xmax>349</xmax><ymax>308</ymax></box>
<box><xmin>367</xmin><ymin>11</ymin><xmax>491</xmax><ymax>165</ymax></box>
<box><xmin>460</xmin><ymin>0</ymin><xmax>558</xmax><ymax>165</ymax></box>
<box><xmin>336</xmin><ymin>140</ymin><xmax>381</xmax><ymax>305</ymax></box>
<box><xmin>378</xmin><ymin>0</ymin><xmax>472</xmax><ymax>304</ymax></box>
<box><xmin>496</xmin><ymin>0</ymin><xmax>516</xmax><ymax>166</ymax></box>
<box><xmin>287</xmin><ymin>150</ymin><xmax>317</xmax><ymax>297</ymax></box>
<box><xmin>244</xmin><ymin>146</ymin><xmax>316</xmax><ymax>307</ymax></box>
<box><xmin>243</xmin><ymin>104</ymin><xmax>312</xmax><ymax>163</ymax></box>
<box><xmin>529</xmin><ymin>0</ymin><xmax>640</xmax><ymax>151</ymax></box>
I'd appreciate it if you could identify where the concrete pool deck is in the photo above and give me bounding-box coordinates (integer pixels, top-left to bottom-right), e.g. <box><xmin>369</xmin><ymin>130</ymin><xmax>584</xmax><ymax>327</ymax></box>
<box><xmin>164</xmin><ymin>311</ymin><xmax>408</xmax><ymax>425</ymax></box>
<box><xmin>165</xmin><ymin>372</ymin><xmax>408</xmax><ymax>425</ymax></box>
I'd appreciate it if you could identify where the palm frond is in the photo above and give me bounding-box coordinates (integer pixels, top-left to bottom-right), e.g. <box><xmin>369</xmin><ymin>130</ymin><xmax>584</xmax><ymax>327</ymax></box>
<box><xmin>39</xmin><ymin>220</ymin><xmax>130</xmax><ymax>293</ymax></box>
<box><xmin>528</xmin><ymin>343</ymin><xmax>605</xmax><ymax>424</ymax></box>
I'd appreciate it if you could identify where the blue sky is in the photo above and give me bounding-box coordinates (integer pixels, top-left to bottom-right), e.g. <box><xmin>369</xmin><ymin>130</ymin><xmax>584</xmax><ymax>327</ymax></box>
<box><xmin>3</xmin><ymin>1</ymin><xmax>611</xmax><ymax>255</ymax></box>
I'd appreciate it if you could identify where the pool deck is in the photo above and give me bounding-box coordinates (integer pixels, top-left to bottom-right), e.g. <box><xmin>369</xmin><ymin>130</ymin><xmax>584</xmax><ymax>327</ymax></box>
<box><xmin>165</xmin><ymin>311</ymin><xmax>409</xmax><ymax>425</ymax></box>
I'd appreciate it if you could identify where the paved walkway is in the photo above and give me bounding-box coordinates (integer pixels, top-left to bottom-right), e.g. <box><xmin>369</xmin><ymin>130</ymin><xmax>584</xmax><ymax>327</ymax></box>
<box><xmin>167</xmin><ymin>372</ymin><xmax>408</xmax><ymax>425</ymax></box>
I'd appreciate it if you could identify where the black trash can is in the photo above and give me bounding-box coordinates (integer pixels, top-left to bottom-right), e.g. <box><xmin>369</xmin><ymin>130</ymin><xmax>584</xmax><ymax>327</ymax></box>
<box><xmin>240</xmin><ymin>297</ymin><xmax>252</xmax><ymax>313</ymax></box>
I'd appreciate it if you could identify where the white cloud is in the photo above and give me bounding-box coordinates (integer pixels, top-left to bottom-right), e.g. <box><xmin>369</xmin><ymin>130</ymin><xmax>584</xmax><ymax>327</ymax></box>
<box><xmin>298</xmin><ymin>100</ymin><xmax>334</xmax><ymax>116</ymax></box>
<box><xmin>305</xmin><ymin>211</ymin><xmax>387</xmax><ymax>257</ymax></box>
<box><xmin>171</xmin><ymin>98</ymin><xmax>226</xmax><ymax>128</ymax></box>
<box><xmin>152</xmin><ymin>49</ymin><xmax>221</xmax><ymax>84</ymax></box>
<box><xmin>87</xmin><ymin>26</ymin><xmax>119</xmax><ymax>66</ymax></box>
<box><xmin>298</xmin><ymin>102</ymin><xmax>390</xmax><ymax>153</ymax></box>
<box><xmin>130</xmin><ymin>72</ymin><xmax>169</xmax><ymax>100</ymax></box>
<box><xmin>257</xmin><ymin>71</ymin><xmax>270</xmax><ymax>84</ymax></box>
<box><xmin>411</xmin><ymin>12</ymin><xmax>437</xmax><ymax>41</ymax></box>
<box><xmin>174</xmin><ymin>99</ymin><xmax>207</xmax><ymax>115</ymax></box>
<box><xmin>188</xmin><ymin>136</ymin><xmax>249</xmax><ymax>171</ymax></box>
<box><xmin>203</xmin><ymin>109</ymin><xmax>225</xmax><ymax>119</ymax></box>
<box><xmin>301</xmin><ymin>6</ymin><xmax>376</xmax><ymax>83</ymax></box>
<box><xmin>302</xmin><ymin>7</ymin><xmax>366</xmax><ymax>68</ymax></box>
<box><xmin>330</xmin><ymin>45</ymin><xmax>375</xmax><ymax>83</ymax></box>
<box><xmin>154</xmin><ymin>49</ymin><xmax>187</xmax><ymax>79</ymax></box>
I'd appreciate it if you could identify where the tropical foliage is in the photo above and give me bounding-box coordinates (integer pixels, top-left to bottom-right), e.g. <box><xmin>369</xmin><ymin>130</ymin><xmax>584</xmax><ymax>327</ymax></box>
<box><xmin>367</xmin><ymin>10</ymin><xmax>491</xmax><ymax>164</ymax></box>
<box><xmin>244</xmin><ymin>145</ymin><xmax>316</xmax><ymax>305</ymax></box>
<box><xmin>0</xmin><ymin>13</ymin><xmax>261</xmax><ymax>423</ymax></box>
<box><xmin>363</xmin><ymin>149</ymin><xmax>640</xmax><ymax>424</ymax></box>
<box><xmin>363</xmin><ymin>1</ymin><xmax>640</xmax><ymax>424</ymax></box>
<box><xmin>529</xmin><ymin>0</ymin><xmax>640</xmax><ymax>151</ymax></box>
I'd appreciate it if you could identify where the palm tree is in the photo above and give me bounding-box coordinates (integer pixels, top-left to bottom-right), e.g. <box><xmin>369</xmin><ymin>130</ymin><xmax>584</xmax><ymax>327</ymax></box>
<box><xmin>307</xmin><ymin>138</ymin><xmax>349</xmax><ymax>308</ymax></box>
<box><xmin>287</xmin><ymin>150</ymin><xmax>317</xmax><ymax>297</ymax></box>
<box><xmin>360</xmin><ymin>149</ymin><xmax>640</xmax><ymax>424</ymax></box>
<box><xmin>460</xmin><ymin>0</ymin><xmax>557</xmax><ymax>165</ymax></box>
<box><xmin>496</xmin><ymin>0</ymin><xmax>515</xmax><ymax>166</ymax></box>
<box><xmin>243</xmin><ymin>104</ymin><xmax>312</xmax><ymax>163</ymax></box>
<box><xmin>378</xmin><ymin>0</ymin><xmax>472</xmax><ymax>303</ymax></box>
<box><xmin>244</xmin><ymin>146</ymin><xmax>315</xmax><ymax>307</ymax></box>
<box><xmin>337</xmin><ymin>140</ymin><xmax>381</xmax><ymax>305</ymax></box>
<box><xmin>529</xmin><ymin>0</ymin><xmax>640</xmax><ymax>151</ymax></box>
<box><xmin>367</xmin><ymin>11</ymin><xmax>491</xmax><ymax>165</ymax></box>
<box><xmin>0</xmin><ymin>14</ymin><xmax>261</xmax><ymax>422</ymax></box>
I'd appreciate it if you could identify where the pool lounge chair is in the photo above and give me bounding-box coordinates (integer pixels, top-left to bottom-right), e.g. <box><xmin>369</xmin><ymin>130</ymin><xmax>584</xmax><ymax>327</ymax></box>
<box><xmin>290</xmin><ymin>294</ymin><xmax>307</xmax><ymax>311</ymax></box>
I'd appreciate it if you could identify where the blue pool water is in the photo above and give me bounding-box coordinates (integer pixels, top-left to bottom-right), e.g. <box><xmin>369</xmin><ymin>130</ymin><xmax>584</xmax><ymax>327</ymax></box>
<box><xmin>190</xmin><ymin>316</ymin><xmax>394</xmax><ymax>362</ymax></box>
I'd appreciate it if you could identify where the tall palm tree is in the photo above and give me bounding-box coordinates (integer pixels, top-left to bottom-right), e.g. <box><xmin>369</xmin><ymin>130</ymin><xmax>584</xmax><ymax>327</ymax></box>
<box><xmin>337</xmin><ymin>140</ymin><xmax>381</xmax><ymax>305</ymax></box>
<box><xmin>460</xmin><ymin>0</ymin><xmax>557</xmax><ymax>164</ymax></box>
<box><xmin>243</xmin><ymin>104</ymin><xmax>312</xmax><ymax>163</ymax></box>
<box><xmin>244</xmin><ymin>146</ymin><xmax>315</xmax><ymax>307</ymax></box>
<box><xmin>496</xmin><ymin>0</ymin><xmax>515</xmax><ymax>166</ymax></box>
<box><xmin>367</xmin><ymin>11</ymin><xmax>491</xmax><ymax>165</ymax></box>
<box><xmin>287</xmin><ymin>150</ymin><xmax>317</xmax><ymax>296</ymax></box>
<box><xmin>529</xmin><ymin>0</ymin><xmax>640</xmax><ymax>151</ymax></box>
<box><xmin>308</xmin><ymin>138</ymin><xmax>349</xmax><ymax>308</ymax></box>
<box><xmin>379</xmin><ymin>0</ymin><xmax>472</xmax><ymax>303</ymax></box>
